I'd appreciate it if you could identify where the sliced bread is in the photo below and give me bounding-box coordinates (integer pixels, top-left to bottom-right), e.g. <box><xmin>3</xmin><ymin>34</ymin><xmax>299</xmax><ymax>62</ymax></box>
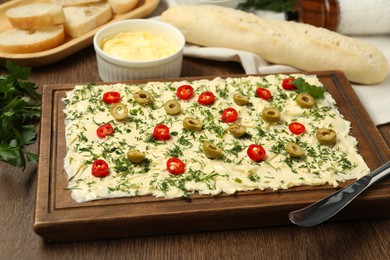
<box><xmin>6</xmin><ymin>3</ymin><xmax>66</xmax><ymax>30</ymax></box>
<box><xmin>63</xmin><ymin>1</ymin><xmax>112</xmax><ymax>37</ymax></box>
<box><xmin>0</xmin><ymin>25</ymin><xmax>65</xmax><ymax>53</ymax></box>
<box><xmin>108</xmin><ymin>0</ymin><xmax>139</xmax><ymax>14</ymax></box>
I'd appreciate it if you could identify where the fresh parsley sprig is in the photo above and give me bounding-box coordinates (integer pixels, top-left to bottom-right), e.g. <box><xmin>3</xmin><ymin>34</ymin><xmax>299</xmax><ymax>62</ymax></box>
<box><xmin>238</xmin><ymin>0</ymin><xmax>294</xmax><ymax>12</ymax></box>
<box><xmin>292</xmin><ymin>77</ymin><xmax>326</xmax><ymax>99</ymax></box>
<box><xmin>0</xmin><ymin>61</ymin><xmax>41</xmax><ymax>169</ymax></box>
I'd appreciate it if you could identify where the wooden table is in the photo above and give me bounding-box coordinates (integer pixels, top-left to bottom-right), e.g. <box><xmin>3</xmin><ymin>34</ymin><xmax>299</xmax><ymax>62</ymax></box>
<box><xmin>1</xmin><ymin>14</ymin><xmax>390</xmax><ymax>260</ymax></box>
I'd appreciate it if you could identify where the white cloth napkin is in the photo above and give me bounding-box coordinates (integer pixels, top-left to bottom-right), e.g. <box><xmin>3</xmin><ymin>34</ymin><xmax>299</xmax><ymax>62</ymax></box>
<box><xmin>184</xmin><ymin>44</ymin><xmax>299</xmax><ymax>74</ymax></box>
<box><xmin>153</xmin><ymin>1</ymin><xmax>390</xmax><ymax>126</ymax></box>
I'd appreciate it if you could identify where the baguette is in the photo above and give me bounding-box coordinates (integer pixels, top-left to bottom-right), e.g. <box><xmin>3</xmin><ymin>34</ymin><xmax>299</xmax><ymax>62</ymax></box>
<box><xmin>63</xmin><ymin>1</ymin><xmax>112</xmax><ymax>37</ymax></box>
<box><xmin>0</xmin><ymin>25</ymin><xmax>65</xmax><ymax>53</ymax></box>
<box><xmin>161</xmin><ymin>5</ymin><xmax>389</xmax><ymax>84</ymax></box>
<box><xmin>6</xmin><ymin>3</ymin><xmax>66</xmax><ymax>30</ymax></box>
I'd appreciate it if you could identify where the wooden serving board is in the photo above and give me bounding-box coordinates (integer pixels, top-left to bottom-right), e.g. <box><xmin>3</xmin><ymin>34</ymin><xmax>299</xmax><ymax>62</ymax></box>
<box><xmin>0</xmin><ymin>0</ymin><xmax>159</xmax><ymax>67</ymax></box>
<box><xmin>34</xmin><ymin>71</ymin><xmax>390</xmax><ymax>242</ymax></box>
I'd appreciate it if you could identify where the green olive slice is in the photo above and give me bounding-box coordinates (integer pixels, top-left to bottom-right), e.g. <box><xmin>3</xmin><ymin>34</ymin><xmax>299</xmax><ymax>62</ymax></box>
<box><xmin>286</xmin><ymin>142</ymin><xmax>305</xmax><ymax>157</ymax></box>
<box><xmin>127</xmin><ymin>150</ymin><xmax>145</xmax><ymax>163</ymax></box>
<box><xmin>133</xmin><ymin>90</ymin><xmax>152</xmax><ymax>106</ymax></box>
<box><xmin>203</xmin><ymin>141</ymin><xmax>222</xmax><ymax>159</ymax></box>
<box><xmin>227</xmin><ymin>124</ymin><xmax>247</xmax><ymax>138</ymax></box>
<box><xmin>110</xmin><ymin>102</ymin><xmax>128</xmax><ymax>121</ymax></box>
<box><xmin>183</xmin><ymin>117</ymin><xmax>202</xmax><ymax>131</ymax></box>
<box><xmin>316</xmin><ymin>128</ymin><xmax>337</xmax><ymax>145</ymax></box>
<box><xmin>296</xmin><ymin>93</ymin><xmax>315</xmax><ymax>108</ymax></box>
<box><xmin>164</xmin><ymin>99</ymin><xmax>181</xmax><ymax>115</ymax></box>
<box><xmin>262</xmin><ymin>107</ymin><xmax>280</xmax><ymax>123</ymax></box>
<box><xmin>233</xmin><ymin>93</ymin><xmax>249</xmax><ymax>106</ymax></box>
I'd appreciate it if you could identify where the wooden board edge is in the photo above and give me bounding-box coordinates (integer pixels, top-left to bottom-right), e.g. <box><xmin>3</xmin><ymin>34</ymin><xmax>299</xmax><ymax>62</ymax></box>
<box><xmin>34</xmin><ymin>84</ymin><xmax>55</xmax><ymax>231</ymax></box>
<box><xmin>328</xmin><ymin>71</ymin><xmax>390</xmax><ymax>162</ymax></box>
<box><xmin>35</xmin><ymin>189</ymin><xmax>390</xmax><ymax>242</ymax></box>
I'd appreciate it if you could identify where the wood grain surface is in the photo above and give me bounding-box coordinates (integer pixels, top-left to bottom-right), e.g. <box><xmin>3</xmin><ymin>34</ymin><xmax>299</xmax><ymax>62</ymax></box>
<box><xmin>0</xmin><ymin>1</ymin><xmax>389</xmax><ymax>256</ymax></box>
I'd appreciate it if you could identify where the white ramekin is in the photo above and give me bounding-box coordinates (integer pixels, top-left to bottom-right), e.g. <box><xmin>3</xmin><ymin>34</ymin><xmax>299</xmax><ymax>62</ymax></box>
<box><xmin>93</xmin><ymin>19</ymin><xmax>185</xmax><ymax>82</ymax></box>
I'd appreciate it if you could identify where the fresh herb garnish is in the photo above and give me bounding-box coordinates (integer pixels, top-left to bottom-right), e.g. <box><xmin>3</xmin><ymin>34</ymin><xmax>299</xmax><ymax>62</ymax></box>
<box><xmin>0</xmin><ymin>61</ymin><xmax>41</xmax><ymax>169</ymax></box>
<box><xmin>292</xmin><ymin>77</ymin><xmax>326</xmax><ymax>99</ymax></box>
<box><xmin>238</xmin><ymin>0</ymin><xmax>294</xmax><ymax>12</ymax></box>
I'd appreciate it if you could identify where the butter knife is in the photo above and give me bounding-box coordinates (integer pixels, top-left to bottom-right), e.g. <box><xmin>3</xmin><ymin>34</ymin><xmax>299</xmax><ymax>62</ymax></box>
<box><xmin>289</xmin><ymin>160</ymin><xmax>390</xmax><ymax>227</ymax></box>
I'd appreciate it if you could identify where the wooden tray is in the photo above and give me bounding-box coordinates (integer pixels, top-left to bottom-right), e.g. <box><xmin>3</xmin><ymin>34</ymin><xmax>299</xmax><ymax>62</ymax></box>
<box><xmin>0</xmin><ymin>0</ymin><xmax>159</xmax><ymax>67</ymax></box>
<box><xmin>34</xmin><ymin>71</ymin><xmax>390</xmax><ymax>242</ymax></box>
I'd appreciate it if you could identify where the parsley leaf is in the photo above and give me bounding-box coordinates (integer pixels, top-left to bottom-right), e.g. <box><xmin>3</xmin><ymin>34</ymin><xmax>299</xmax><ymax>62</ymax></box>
<box><xmin>238</xmin><ymin>0</ymin><xmax>294</xmax><ymax>12</ymax></box>
<box><xmin>5</xmin><ymin>60</ymin><xmax>31</xmax><ymax>80</ymax></box>
<box><xmin>0</xmin><ymin>61</ymin><xmax>41</xmax><ymax>169</ymax></box>
<box><xmin>292</xmin><ymin>77</ymin><xmax>326</xmax><ymax>99</ymax></box>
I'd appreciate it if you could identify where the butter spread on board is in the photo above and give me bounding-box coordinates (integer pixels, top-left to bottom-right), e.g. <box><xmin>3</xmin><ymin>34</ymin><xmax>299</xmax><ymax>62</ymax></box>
<box><xmin>63</xmin><ymin>74</ymin><xmax>370</xmax><ymax>203</ymax></box>
<box><xmin>100</xmin><ymin>32</ymin><xmax>178</xmax><ymax>60</ymax></box>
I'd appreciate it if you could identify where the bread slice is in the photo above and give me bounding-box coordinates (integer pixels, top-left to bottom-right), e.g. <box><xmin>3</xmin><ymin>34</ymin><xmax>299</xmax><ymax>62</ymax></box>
<box><xmin>0</xmin><ymin>25</ymin><xmax>65</xmax><ymax>53</ymax></box>
<box><xmin>51</xmin><ymin>0</ymin><xmax>104</xmax><ymax>6</ymax></box>
<box><xmin>108</xmin><ymin>0</ymin><xmax>139</xmax><ymax>14</ymax></box>
<box><xmin>63</xmin><ymin>1</ymin><xmax>112</xmax><ymax>37</ymax></box>
<box><xmin>6</xmin><ymin>3</ymin><xmax>66</xmax><ymax>30</ymax></box>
